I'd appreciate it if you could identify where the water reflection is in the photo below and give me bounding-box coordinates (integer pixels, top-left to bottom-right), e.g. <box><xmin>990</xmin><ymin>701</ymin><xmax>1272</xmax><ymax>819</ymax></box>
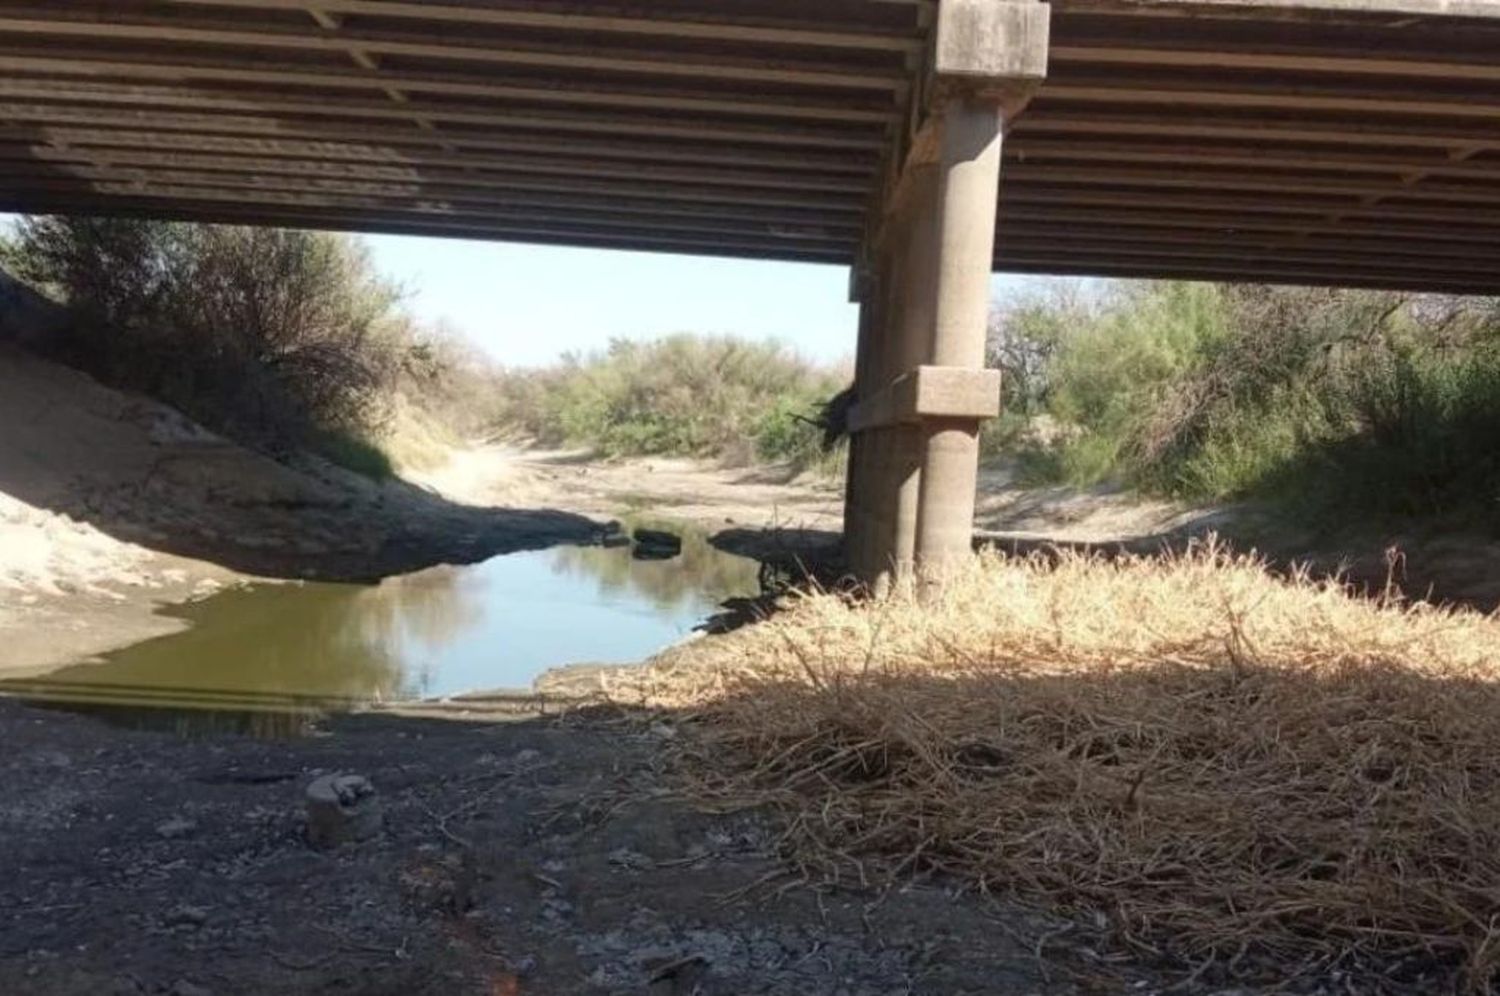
<box><xmin>2</xmin><ymin>527</ymin><xmax>759</xmax><ymax>732</ymax></box>
<box><xmin>549</xmin><ymin>521</ymin><xmax>760</xmax><ymax>611</ymax></box>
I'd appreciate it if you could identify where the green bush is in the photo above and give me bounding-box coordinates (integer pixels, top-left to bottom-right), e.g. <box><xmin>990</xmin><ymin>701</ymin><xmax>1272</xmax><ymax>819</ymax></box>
<box><xmin>988</xmin><ymin>279</ymin><xmax>1500</xmax><ymax>526</ymax></box>
<box><xmin>7</xmin><ymin>216</ymin><xmax>408</xmax><ymax>461</ymax></box>
<box><xmin>754</xmin><ymin>394</ymin><xmax>847</xmax><ymax>476</ymax></box>
<box><xmin>1163</xmin><ymin>386</ymin><xmax>1325</xmax><ymax>501</ymax></box>
<box><xmin>1261</xmin><ymin>346</ymin><xmax>1500</xmax><ymax>520</ymax></box>
<box><xmin>492</xmin><ymin>334</ymin><xmax>844</xmax><ymax>470</ymax></box>
<box><xmin>997</xmin><ymin>281</ymin><xmax>1227</xmax><ymax>488</ymax></box>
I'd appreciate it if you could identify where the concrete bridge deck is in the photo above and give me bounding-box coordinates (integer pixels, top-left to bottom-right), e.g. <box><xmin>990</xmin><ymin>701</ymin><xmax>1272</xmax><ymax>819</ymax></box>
<box><xmin>5</xmin><ymin>1</ymin><xmax>1500</xmax><ymax>292</ymax></box>
<box><xmin>4</xmin><ymin>0</ymin><xmax>1500</xmax><ymax>580</ymax></box>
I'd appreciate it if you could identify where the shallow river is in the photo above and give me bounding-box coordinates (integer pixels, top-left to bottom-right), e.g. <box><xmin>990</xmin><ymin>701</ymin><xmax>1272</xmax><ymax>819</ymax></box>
<box><xmin>5</xmin><ymin>526</ymin><xmax>760</xmax><ymax>726</ymax></box>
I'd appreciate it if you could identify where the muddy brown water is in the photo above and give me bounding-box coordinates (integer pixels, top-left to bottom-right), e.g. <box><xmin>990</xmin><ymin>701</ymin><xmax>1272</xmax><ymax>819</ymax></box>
<box><xmin>2</xmin><ymin>525</ymin><xmax>759</xmax><ymax>729</ymax></box>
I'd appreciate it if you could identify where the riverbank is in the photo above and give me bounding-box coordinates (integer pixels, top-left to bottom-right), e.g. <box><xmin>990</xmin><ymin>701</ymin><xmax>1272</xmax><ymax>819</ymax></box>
<box><xmin>10</xmin><ymin>344</ymin><xmax>1500</xmax><ymax>994</ymax></box>
<box><xmin>0</xmin><ymin>346</ymin><xmax>608</xmax><ymax>677</ymax></box>
<box><xmin>0</xmin><ymin>333</ymin><xmax>853</xmax><ymax>679</ymax></box>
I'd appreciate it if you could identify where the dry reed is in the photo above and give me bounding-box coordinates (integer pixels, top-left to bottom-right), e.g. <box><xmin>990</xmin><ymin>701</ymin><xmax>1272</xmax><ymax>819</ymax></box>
<box><xmin>626</xmin><ymin>540</ymin><xmax>1500</xmax><ymax>992</ymax></box>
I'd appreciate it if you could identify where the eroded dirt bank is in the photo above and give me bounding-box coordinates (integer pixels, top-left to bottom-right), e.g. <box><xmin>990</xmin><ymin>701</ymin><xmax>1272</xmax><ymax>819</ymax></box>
<box><xmin>0</xmin><ymin>338</ymin><xmax>852</xmax><ymax>678</ymax></box>
<box><xmin>0</xmin><ymin>346</ymin><xmax>600</xmax><ymax>677</ymax></box>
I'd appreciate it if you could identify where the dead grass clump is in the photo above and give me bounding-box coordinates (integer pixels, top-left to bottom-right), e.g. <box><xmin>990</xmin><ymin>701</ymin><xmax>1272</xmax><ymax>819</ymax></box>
<box><xmin>636</xmin><ymin>541</ymin><xmax>1500</xmax><ymax>991</ymax></box>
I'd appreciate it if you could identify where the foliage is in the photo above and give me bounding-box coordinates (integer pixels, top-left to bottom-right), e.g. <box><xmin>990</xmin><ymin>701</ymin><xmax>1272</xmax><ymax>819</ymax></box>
<box><xmin>987</xmin><ymin>278</ymin><xmax>1500</xmax><ymax>525</ymax></box>
<box><xmin>311</xmin><ymin>428</ymin><xmax>397</xmax><ymax>481</ymax></box>
<box><xmin>4</xmin><ymin>217</ymin><xmax>851</xmax><ymax>477</ymax></box>
<box><xmin>491</xmin><ymin>334</ymin><xmax>844</xmax><ymax>470</ymax></box>
<box><xmin>7</xmin><ymin>216</ymin><xmax>418</xmax><ymax>471</ymax></box>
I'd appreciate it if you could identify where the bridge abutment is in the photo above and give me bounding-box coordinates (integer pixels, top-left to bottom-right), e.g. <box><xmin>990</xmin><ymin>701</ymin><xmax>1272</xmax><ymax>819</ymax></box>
<box><xmin>845</xmin><ymin>0</ymin><xmax>1050</xmax><ymax>588</ymax></box>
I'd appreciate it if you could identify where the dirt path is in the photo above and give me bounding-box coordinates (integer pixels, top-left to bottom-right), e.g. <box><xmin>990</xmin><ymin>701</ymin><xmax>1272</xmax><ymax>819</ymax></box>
<box><xmin>417</xmin><ymin>444</ymin><xmax>844</xmax><ymax>537</ymax></box>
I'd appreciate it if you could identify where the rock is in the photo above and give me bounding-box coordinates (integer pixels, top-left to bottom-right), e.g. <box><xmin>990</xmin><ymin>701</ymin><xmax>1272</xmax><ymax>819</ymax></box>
<box><xmin>163</xmin><ymin>905</ymin><xmax>209</xmax><ymax>929</ymax></box>
<box><xmin>399</xmin><ymin>852</ymin><xmax>475</xmax><ymax>913</ymax></box>
<box><xmin>155</xmin><ymin>817</ymin><xmax>198</xmax><ymax>840</ymax></box>
<box><xmin>304</xmin><ymin>773</ymin><xmax>382</xmax><ymax>848</ymax></box>
<box><xmin>34</xmin><ymin>750</ymin><xmax>72</xmax><ymax>769</ymax></box>
<box><xmin>607</xmin><ymin>847</ymin><xmax>652</xmax><ymax>872</ymax></box>
<box><xmin>631</xmin><ymin>527</ymin><xmax>682</xmax><ymax>560</ymax></box>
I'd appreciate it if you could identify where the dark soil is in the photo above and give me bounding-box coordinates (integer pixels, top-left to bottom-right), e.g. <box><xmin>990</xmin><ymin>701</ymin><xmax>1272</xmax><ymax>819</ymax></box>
<box><xmin>0</xmin><ymin>699</ymin><xmax>1084</xmax><ymax>996</ymax></box>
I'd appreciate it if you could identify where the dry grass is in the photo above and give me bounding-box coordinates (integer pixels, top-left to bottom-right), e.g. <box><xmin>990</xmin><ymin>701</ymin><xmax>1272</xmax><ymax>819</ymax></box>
<box><xmin>626</xmin><ymin>540</ymin><xmax>1500</xmax><ymax>992</ymax></box>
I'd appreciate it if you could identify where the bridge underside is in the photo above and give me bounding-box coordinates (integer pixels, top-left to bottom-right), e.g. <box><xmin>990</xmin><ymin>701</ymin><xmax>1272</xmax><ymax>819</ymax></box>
<box><xmin>5</xmin><ymin>0</ymin><xmax>1500</xmax><ymax>582</ymax></box>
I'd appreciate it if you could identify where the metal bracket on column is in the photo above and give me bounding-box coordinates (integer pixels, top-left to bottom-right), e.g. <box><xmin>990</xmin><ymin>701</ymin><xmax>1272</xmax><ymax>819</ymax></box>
<box><xmin>848</xmin><ymin>365</ymin><xmax>1001</xmax><ymax>434</ymax></box>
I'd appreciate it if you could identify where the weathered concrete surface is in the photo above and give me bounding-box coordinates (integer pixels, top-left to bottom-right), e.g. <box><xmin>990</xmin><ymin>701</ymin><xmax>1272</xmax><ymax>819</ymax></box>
<box><xmin>847</xmin><ymin>3</ymin><xmax>1043</xmax><ymax>583</ymax></box>
<box><xmin>933</xmin><ymin>0</ymin><xmax>1052</xmax><ymax>108</ymax></box>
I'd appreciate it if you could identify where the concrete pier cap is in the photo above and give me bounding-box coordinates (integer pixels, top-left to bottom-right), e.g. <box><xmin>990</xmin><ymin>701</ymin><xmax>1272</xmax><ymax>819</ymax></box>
<box><xmin>932</xmin><ymin>0</ymin><xmax>1052</xmax><ymax>115</ymax></box>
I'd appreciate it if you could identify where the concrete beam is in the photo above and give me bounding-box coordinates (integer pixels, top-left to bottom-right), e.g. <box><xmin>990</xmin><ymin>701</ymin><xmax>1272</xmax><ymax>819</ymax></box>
<box><xmin>0</xmin><ymin>55</ymin><xmax>897</xmax><ymax>127</ymax></box>
<box><xmin>161</xmin><ymin>0</ymin><xmax>928</xmax><ymax>53</ymax></box>
<box><xmin>849</xmin><ymin>366</ymin><xmax>1003</xmax><ymax>433</ymax></box>
<box><xmin>867</xmin><ymin>3</ymin><xmax>1050</xmax><ymax>255</ymax></box>
<box><xmin>1054</xmin><ymin>0</ymin><xmax>1500</xmax><ymax>23</ymax></box>
<box><xmin>911</xmin><ymin>95</ymin><xmax>1009</xmax><ymax>577</ymax></box>
<box><xmin>0</xmin><ymin>13</ymin><xmax>909</xmax><ymax>94</ymax></box>
<box><xmin>0</xmin><ymin>99</ymin><xmax>884</xmax><ymax>159</ymax></box>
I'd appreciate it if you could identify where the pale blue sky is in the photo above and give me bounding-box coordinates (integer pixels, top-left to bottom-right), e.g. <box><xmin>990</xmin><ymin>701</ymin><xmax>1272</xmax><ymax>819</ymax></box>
<box><xmin>365</xmin><ymin>234</ymin><xmax>1038</xmax><ymax>368</ymax></box>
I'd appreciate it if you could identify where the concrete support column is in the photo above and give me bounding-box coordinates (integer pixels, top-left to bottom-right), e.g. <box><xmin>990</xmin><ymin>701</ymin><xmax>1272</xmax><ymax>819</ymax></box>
<box><xmin>886</xmin><ymin>165</ymin><xmax>939</xmax><ymax>586</ymax></box>
<box><xmin>841</xmin><ymin>0</ymin><xmax>1049</xmax><ymax>590</ymax></box>
<box><xmin>842</xmin><ymin>295</ymin><xmax>874</xmax><ymax>578</ymax></box>
<box><xmin>915</xmin><ymin>98</ymin><xmax>1005</xmax><ymax>576</ymax></box>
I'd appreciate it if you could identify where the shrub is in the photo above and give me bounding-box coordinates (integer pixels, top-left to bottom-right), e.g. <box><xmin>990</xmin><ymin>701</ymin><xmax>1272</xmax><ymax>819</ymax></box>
<box><xmin>310</xmin><ymin>428</ymin><xmax>396</xmax><ymax>481</ymax></box>
<box><xmin>752</xmin><ymin>391</ymin><xmax>850</xmax><ymax>476</ymax></box>
<box><xmin>1043</xmin><ymin>281</ymin><xmax>1229</xmax><ymax>484</ymax></box>
<box><xmin>492</xmin><ymin>334</ymin><xmax>845</xmax><ymax>470</ymax></box>
<box><xmin>990</xmin><ymin>279</ymin><xmax>1500</xmax><ymax>525</ymax></box>
<box><xmin>1259</xmin><ymin>344</ymin><xmax>1500</xmax><ymax>519</ymax></box>
<box><xmin>7</xmin><ymin>216</ymin><xmax>408</xmax><ymax>464</ymax></box>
